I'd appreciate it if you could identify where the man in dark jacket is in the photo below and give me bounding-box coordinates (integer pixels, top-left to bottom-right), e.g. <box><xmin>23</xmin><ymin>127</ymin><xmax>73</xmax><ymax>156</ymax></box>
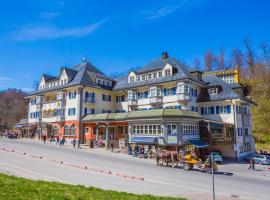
<box><xmin>249</xmin><ymin>157</ymin><xmax>255</xmax><ymax>170</ymax></box>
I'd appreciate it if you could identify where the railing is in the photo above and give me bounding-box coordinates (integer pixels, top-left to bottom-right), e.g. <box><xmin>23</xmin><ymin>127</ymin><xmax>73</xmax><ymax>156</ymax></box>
<box><xmin>243</xmin><ymin>135</ymin><xmax>254</xmax><ymax>143</ymax></box>
<box><xmin>149</xmin><ymin>96</ymin><xmax>163</xmax><ymax>104</ymax></box>
<box><xmin>85</xmin><ymin>98</ymin><xmax>95</xmax><ymax>103</ymax></box>
<box><xmin>177</xmin><ymin>93</ymin><xmax>190</xmax><ymax>102</ymax></box>
<box><xmin>128</xmin><ymin>99</ymin><xmax>137</xmax><ymax>106</ymax></box>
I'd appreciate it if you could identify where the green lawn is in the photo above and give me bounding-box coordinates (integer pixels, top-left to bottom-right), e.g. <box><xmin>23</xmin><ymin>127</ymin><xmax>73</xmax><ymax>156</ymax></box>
<box><xmin>0</xmin><ymin>173</ymin><xmax>186</xmax><ymax>200</ymax></box>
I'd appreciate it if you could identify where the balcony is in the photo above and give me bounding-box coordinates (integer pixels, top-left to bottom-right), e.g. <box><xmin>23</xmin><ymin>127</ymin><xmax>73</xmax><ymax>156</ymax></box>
<box><xmin>149</xmin><ymin>96</ymin><xmax>163</xmax><ymax>104</ymax></box>
<box><xmin>243</xmin><ymin>135</ymin><xmax>254</xmax><ymax>143</ymax></box>
<box><xmin>85</xmin><ymin>98</ymin><xmax>96</xmax><ymax>104</ymax></box>
<box><xmin>177</xmin><ymin>93</ymin><xmax>190</xmax><ymax>102</ymax></box>
<box><xmin>43</xmin><ymin>99</ymin><xmax>66</xmax><ymax>110</ymax></box>
<box><xmin>56</xmin><ymin>116</ymin><xmax>65</xmax><ymax>122</ymax></box>
<box><xmin>128</xmin><ymin>99</ymin><xmax>137</xmax><ymax>106</ymax></box>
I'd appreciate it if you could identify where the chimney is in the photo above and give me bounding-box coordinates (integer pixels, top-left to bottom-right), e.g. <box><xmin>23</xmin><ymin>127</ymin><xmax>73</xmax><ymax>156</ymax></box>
<box><xmin>162</xmin><ymin>52</ymin><xmax>168</xmax><ymax>59</ymax></box>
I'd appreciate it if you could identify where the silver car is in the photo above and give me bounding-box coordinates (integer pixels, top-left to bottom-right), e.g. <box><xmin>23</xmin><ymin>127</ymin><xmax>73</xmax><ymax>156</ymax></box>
<box><xmin>252</xmin><ymin>154</ymin><xmax>270</xmax><ymax>165</ymax></box>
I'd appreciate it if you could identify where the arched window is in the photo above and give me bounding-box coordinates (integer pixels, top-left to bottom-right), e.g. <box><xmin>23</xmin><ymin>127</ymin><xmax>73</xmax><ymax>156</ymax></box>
<box><xmin>64</xmin><ymin>125</ymin><xmax>69</xmax><ymax>136</ymax></box>
<box><xmin>53</xmin><ymin>126</ymin><xmax>59</xmax><ymax>136</ymax></box>
<box><xmin>70</xmin><ymin>125</ymin><xmax>76</xmax><ymax>136</ymax></box>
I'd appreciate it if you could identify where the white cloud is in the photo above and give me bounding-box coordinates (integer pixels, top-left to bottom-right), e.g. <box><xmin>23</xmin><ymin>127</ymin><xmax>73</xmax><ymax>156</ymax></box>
<box><xmin>141</xmin><ymin>4</ymin><xmax>182</xmax><ymax>20</ymax></box>
<box><xmin>0</xmin><ymin>77</ymin><xmax>11</xmax><ymax>81</ymax></box>
<box><xmin>11</xmin><ymin>17</ymin><xmax>109</xmax><ymax>42</ymax></box>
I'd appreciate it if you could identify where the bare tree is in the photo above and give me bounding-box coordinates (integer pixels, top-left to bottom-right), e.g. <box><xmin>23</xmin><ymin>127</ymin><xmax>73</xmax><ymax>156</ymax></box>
<box><xmin>218</xmin><ymin>49</ymin><xmax>225</xmax><ymax>70</ymax></box>
<box><xmin>204</xmin><ymin>50</ymin><xmax>213</xmax><ymax>71</ymax></box>
<box><xmin>193</xmin><ymin>58</ymin><xmax>201</xmax><ymax>70</ymax></box>
<box><xmin>243</xmin><ymin>39</ymin><xmax>256</xmax><ymax>79</ymax></box>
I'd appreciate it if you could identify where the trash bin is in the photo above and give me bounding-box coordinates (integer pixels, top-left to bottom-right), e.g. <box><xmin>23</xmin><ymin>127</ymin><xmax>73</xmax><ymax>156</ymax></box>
<box><xmin>90</xmin><ymin>140</ymin><xmax>94</xmax><ymax>148</ymax></box>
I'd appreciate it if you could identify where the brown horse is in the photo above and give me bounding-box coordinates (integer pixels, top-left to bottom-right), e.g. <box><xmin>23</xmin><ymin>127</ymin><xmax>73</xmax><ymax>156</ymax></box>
<box><xmin>156</xmin><ymin>149</ymin><xmax>179</xmax><ymax>167</ymax></box>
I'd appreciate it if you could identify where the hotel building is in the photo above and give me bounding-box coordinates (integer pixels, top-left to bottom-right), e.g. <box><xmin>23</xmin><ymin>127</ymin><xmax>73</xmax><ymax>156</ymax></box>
<box><xmin>26</xmin><ymin>52</ymin><xmax>255</xmax><ymax>160</ymax></box>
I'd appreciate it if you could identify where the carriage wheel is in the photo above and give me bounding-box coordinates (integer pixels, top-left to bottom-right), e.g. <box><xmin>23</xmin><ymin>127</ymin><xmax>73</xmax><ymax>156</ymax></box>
<box><xmin>183</xmin><ymin>163</ymin><xmax>193</xmax><ymax>170</ymax></box>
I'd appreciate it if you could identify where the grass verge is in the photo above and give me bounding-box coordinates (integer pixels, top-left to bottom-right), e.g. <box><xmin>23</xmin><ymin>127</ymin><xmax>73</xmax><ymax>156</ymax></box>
<box><xmin>0</xmin><ymin>173</ymin><xmax>186</xmax><ymax>200</ymax></box>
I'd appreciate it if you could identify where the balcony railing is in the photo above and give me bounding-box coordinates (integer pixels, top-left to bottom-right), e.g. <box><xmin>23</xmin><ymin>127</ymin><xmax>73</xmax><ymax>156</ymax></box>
<box><xmin>177</xmin><ymin>93</ymin><xmax>190</xmax><ymax>102</ymax></box>
<box><xmin>128</xmin><ymin>99</ymin><xmax>137</xmax><ymax>106</ymax></box>
<box><xmin>149</xmin><ymin>96</ymin><xmax>163</xmax><ymax>104</ymax></box>
<box><xmin>243</xmin><ymin>135</ymin><xmax>254</xmax><ymax>143</ymax></box>
<box><xmin>85</xmin><ymin>98</ymin><xmax>96</xmax><ymax>104</ymax></box>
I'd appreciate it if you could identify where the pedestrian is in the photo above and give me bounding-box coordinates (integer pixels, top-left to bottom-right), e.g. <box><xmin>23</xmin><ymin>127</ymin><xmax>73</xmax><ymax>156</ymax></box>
<box><xmin>77</xmin><ymin>138</ymin><xmax>81</xmax><ymax>149</ymax></box>
<box><xmin>110</xmin><ymin>141</ymin><xmax>114</xmax><ymax>152</ymax></box>
<box><xmin>249</xmin><ymin>157</ymin><xmax>255</xmax><ymax>170</ymax></box>
<box><xmin>56</xmin><ymin>135</ymin><xmax>60</xmax><ymax>145</ymax></box>
<box><xmin>43</xmin><ymin>135</ymin><xmax>46</xmax><ymax>143</ymax></box>
<box><xmin>72</xmin><ymin>137</ymin><xmax>76</xmax><ymax>148</ymax></box>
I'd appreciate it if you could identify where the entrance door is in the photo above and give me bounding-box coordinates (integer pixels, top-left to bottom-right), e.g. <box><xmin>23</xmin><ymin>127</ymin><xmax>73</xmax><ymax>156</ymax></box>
<box><xmin>108</xmin><ymin>127</ymin><xmax>115</xmax><ymax>140</ymax></box>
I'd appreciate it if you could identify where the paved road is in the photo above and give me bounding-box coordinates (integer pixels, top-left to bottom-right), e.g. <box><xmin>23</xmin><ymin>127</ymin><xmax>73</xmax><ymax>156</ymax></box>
<box><xmin>0</xmin><ymin>139</ymin><xmax>269</xmax><ymax>200</ymax></box>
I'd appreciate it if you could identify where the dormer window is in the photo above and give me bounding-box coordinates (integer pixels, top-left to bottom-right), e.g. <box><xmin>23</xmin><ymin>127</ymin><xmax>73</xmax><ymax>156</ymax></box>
<box><xmin>165</xmin><ymin>69</ymin><xmax>171</xmax><ymax>76</ymax></box>
<box><xmin>209</xmin><ymin>88</ymin><xmax>219</xmax><ymax>95</ymax></box>
<box><xmin>148</xmin><ymin>74</ymin><xmax>152</xmax><ymax>79</ymax></box>
<box><xmin>142</xmin><ymin>75</ymin><xmax>146</xmax><ymax>81</ymax></box>
<box><xmin>153</xmin><ymin>73</ymin><xmax>157</xmax><ymax>78</ymax></box>
<box><xmin>158</xmin><ymin>71</ymin><xmax>162</xmax><ymax>77</ymax></box>
<box><xmin>129</xmin><ymin>76</ymin><xmax>135</xmax><ymax>83</ymax></box>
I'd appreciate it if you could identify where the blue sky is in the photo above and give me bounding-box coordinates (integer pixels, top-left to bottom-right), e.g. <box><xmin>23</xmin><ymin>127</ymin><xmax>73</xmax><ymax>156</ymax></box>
<box><xmin>0</xmin><ymin>0</ymin><xmax>269</xmax><ymax>91</ymax></box>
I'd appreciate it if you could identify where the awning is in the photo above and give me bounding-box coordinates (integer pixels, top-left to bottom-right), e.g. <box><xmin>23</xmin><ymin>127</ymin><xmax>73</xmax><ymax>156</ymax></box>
<box><xmin>185</xmin><ymin>139</ymin><xmax>209</xmax><ymax>148</ymax></box>
<box><xmin>131</xmin><ymin>136</ymin><xmax>158</xmax><ymax>145</ymax></box>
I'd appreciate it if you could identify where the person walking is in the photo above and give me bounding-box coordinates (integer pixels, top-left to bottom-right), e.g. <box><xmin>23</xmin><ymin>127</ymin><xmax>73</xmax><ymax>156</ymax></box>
<box><xmin>56</xmin><ymin>135</ymin><xmax>60</xmax><ymax>145</ymax></box>
<box><xmin>249</xmin><ymin>157</ymin><xmax>255</xmax><ymax>170</ymax></box>
<box><xmin>72</xmin><ymin>137</ymin><xmax>76</xmax><ymax>149</ymax></box>
<box><xmin>110</xmin><ymin>141</ymin><xmax>114</xmax><ymax>152</ymax></box>
<box><xmin>77</xmin><ymin>138</ymin><xmax>81</xmax><ymax>149</ymax></box>
<box><xmin>43</xmin><ymin>135</ymin><xmax>46</xmax><ymax>143</ymax></box>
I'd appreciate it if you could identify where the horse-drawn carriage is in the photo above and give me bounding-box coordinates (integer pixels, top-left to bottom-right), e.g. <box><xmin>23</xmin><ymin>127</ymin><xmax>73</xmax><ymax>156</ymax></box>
<box><xmin>156</xmin><ymin>148</ymin><xmax>218</xmax><ymax>173</ymax></box>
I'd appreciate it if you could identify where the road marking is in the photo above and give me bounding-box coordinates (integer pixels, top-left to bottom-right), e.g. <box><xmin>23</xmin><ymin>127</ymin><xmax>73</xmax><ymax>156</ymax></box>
<box><xmin>0</xmin><ymin>162</ymin><xmax>73</xmax><ymax>185</ymax></box>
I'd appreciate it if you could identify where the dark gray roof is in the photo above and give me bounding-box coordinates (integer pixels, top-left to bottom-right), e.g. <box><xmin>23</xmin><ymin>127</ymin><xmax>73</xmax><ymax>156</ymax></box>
<box><xmin>113</xmin><ymin>56</ymin><xmax>206</xmax><ymax>91</ymax></box>
<box><xmin>197</xmin><ymin>75</ymin><xmax>253</xmax><ymax>103</ymax></box>
<box><xmin>228</xmin><ymin>83</ymin><xmax>242</xmax><ymax>89</ymax></box>
<box><xmin>27</xmin><ymin>61</ymin><xmax>113</xmax><ymax>96</ymax></box>
<box><xmin>43</xmin><ymin>74</ymin><xmax>56</xmax><ymax>81</ymax></box>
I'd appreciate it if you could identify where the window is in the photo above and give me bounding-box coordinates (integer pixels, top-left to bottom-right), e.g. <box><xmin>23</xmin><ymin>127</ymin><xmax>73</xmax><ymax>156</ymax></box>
<box><xmin>56</xmin><ymin>109</ymin><xmax>61</xmax><ymax>116</ymax></box>
<box><xmin>30</xmin><ymin>99</ymin><xmax>36</xmax><ymax>105</ymax></box>
<box><xmin>53</xmin><ymin>126</ymin><xmax>58</xmax><ymax>136</ymax></box>
<box><xmin>129</xmin><ymin>76</ymin><xmax>135</xmax><ymax>83</ymax></box>
<box><xmin>102</xmin><ymin>94</ymin><xmax>111</xmax><ymax>102</ymax></box>
<box><xmin>165</xmin><ymin>69</ymin><xmax>171</xmax><ymax>76</ymax></box>
<box><xmin>142</xmin><ymin>75</ymin><xmax>146</xmax><ymax>81</ymax></box>
<box><xmin>182</xmin><ymin>124</ymin><xmax>198</xmax><ymax>135</ymax></box>
<box><xmin>70</xmin><ymin>125</ymin><xmax>76</xmax><ymax>136</ymax></box>
<box><xmin>68</xmin><ymin>91</ymin><xmax>77</xmax><ymax>99</ymax></box>
<box><xmin>164</xmin><ymin>105</ymin><xmax>182</xmax><ymax>109</ymax></box>
<box><xmin>178</xmin><ymin>82</ymin><xmax>190</xmax><ymax>94</ymax></box>
<box><xmin>167</xmin><ymin>124</ymin><xmax>177</xmax><ymax>135</ymax></box>
<box><xmin>102</xmin><ymin>110</ymin><xmax>111</xmax><ymax>113</ymax></box>
<box><xmin>147</xmin><ymin>74</ymin><xmax>152</xmax><ymax>79</ymax></box>
<box><xmin>84</xmin><ymin>108</ymin><xmax>95</xmax><ymax>115</ymax></box>
<box><xmin>244</xmin><ymin>128</ymin><xmax>249</xmax><ymax>135</ymax></box>
<box><xmin>116</xmin><ymin>95</ymin><xmax>125</xmax><ymax>102</ymax></box>
<box><xmin>68</xmin><ymin>108</ymin><xmax>76</xmax><ymax>116</ymax></box>
<box><xmin>209</xmin><ymin>88</ymin><xmax>218</xmax><ymax>95</ymax></box>
<box><xmin>219</xmin><ymin>105</ymin><xmax>231</xmax><ymax>114</ymax></box>
<box><xmin>85</xmin><ymin>92</ymin><xmax>95</xmax><ymax>103</ymax></box>
<box><xmin>131</xmin><ymin>124</ymin><xmax>163</xmax><ymax>135</ymax></box>
<box><xmin>153</xmin><ymin>73</ymin><xmax>157</xmax><ymax>78</ymax></box>
<box><xmin>64</xmin><ymin>125</ymin><xmax>69</xmax><ymax>136</ymax></box>
<box><xmin>158</xmin><ymin>71</ymin><xmax>162</xmax><ymax>77</ymax></box>
<box><xmin>243</xmin><ymin>107</ymin><xmax>249</xmax><ymax>115</ymax></box>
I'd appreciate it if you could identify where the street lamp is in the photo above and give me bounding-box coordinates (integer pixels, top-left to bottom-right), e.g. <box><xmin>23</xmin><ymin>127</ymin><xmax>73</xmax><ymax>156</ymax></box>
<box><xmin>211</xmin><ymin>153</ymin><xmax>216</xmax><ymax>200</ymax></box>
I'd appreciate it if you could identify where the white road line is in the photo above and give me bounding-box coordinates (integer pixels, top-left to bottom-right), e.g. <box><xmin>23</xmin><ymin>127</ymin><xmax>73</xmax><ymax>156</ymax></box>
<box><xmin>0</xmin><ymin>162</ymin><xmax>73</xmax><ymax>185</ymax></box>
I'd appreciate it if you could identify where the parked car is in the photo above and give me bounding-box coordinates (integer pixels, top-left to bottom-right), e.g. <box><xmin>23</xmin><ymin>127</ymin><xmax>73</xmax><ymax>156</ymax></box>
<box><xmin>202</xmin><ymin>152</ymin><xmax>223</xmax><ymax>164</ymax></box>
<box><xmin>252</xmin><ymin>154</ymin><xmax>270</xmax><ymax>165</ymax></box>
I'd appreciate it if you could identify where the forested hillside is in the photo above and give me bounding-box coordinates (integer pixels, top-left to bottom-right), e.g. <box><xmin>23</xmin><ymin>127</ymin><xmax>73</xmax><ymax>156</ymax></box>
<box><xmin>0</xmin><ymin>89</ymin><xmax>28</xmax><ymax>129</ymax></box>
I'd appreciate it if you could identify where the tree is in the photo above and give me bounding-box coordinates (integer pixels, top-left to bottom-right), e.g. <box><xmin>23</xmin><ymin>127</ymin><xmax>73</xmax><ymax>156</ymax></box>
<box><xmin>218</xmin><ymin>49</ymin><xmax>225</xmax><ymax>70</ymax></box>
<box><xmin>193</xmin><ymin>58</ymin><xmax>201</xmax><ymax>70</ymax></box>
<box><xmin>243</xmin><ymin>39</ymin><xmax>256</xmax><ymax>79</ymax></box>
<box><xmin>204</xmin><ymin>51</ymin><xmax>213</xmax><ymax>71</ymax></box>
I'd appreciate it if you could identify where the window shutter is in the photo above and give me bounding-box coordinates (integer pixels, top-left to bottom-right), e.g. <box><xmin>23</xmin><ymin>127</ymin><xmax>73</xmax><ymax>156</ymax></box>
<box><xmin>163</xmin><ymin>88</ymin><xmax>167</xmax><ymax>96</ymax></box>
<box><xmin>226</xmin><ymin>105</ymin><xmax>231</xmax><ymax>113</ymax></box>
<box><xmin>102</xmin><ymin>94</ymin><xmax>105</xmax><ymax>101</ymax></box>
<box><xmin>84</xmin><ymin>108</ymin><xmax>87</xmax><ymax>115</ymax></box>
<box><xmin>68</xmin><ymin>92</ymin><xmax>71</xmax><ymax>99</ymax></box>
<box><xmin>109</xmin><ymin>95</ymin><xmax>111</xmax><ymax>102</ymax></box>
<box><xmin>144</xmin><ymin>91</ymin><xmax>148</xmax><ymax>98</ymax></box>
<box><xmin>211</xmin><ymin>106</ymin><xmax>215</xmax><ymax>114</ymax></box>
<box><xmin>216</xmin><ymin>106</ymin><xmax>219</xmax><ymax>114</ymax></box>
<box><xmin>172</xmin><ymin>87</ymin><xmax>176</xmax><ymax>95</ymax></box>
<box><xmin>195</xmin><ymin>89</ymin><xmax>198</xmax><ymax>97</ymax></box>
<box><xmin>74</xmin><ymin>91</ymin><xmax>76</xmax><ymax>98</ymax></box>
<box><xmin>85</xmin><ymin>92</ymin><xmax>88</xmax><ymax>99</ymax></box>
<box><xmin>201</xmin><ymin>107</ymin><xmax>204</xmax><ymax>115</ymax></box>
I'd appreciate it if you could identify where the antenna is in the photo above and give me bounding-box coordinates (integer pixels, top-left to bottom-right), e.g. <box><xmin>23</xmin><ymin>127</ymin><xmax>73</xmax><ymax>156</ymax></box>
<box><xmin>82</xmin><ymin>48</ymin><xmax>88</xmax><ymax>62</ymax></box>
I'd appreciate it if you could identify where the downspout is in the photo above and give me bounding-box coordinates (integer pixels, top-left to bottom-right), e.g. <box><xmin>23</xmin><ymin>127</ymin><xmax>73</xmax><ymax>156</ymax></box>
<box><xmin>232</xmin><ymin>99</ymin><xmax>238</xmax><ymax>161</ymax></box>
<box><xmin>78</xmin><ymin>87</ymin><xmax>84</xmax><ymax>143</ymax></box>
